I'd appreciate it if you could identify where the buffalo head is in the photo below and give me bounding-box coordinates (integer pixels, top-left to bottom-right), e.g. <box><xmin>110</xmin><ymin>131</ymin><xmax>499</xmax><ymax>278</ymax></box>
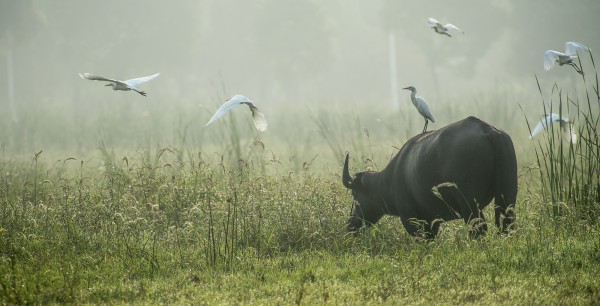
<box><xmin>343</xmin><ymin>154</ymin><xmax>385</xmax><ymax>233</ymax></box>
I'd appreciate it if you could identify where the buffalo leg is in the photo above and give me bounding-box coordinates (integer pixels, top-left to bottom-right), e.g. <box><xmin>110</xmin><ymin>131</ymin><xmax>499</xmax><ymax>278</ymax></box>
<box><xmin>495</xmin><ymin>203</ymin><xmax>515</xmax><ymax>233</ymax></box>
<box><xmin>402</xmin><ymin>218</ymin><xmax>440</xmax><ymax>240</ymax></box>
<box><xmin>490</xmin><ymin>131</ymin><xmax>517</xmax><ymax>234</ymax></box>
<box><xmin>465</xmin><ymin>210</ymin><xmax>488</xmax><ymax>238</ymax></box>
<box><xmin>424</xmin><ymin>221</ymin><xmax>441</xmax><ymax>240</ymax></box>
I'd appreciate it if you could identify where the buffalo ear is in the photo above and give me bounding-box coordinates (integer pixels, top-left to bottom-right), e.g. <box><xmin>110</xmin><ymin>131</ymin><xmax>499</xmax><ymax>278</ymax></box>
<box><xmin>355</xmin><ymin>173</ymin><xmax>366</xmax><ymax>190</ymax></box>
<box><xmin>342</xmin><ymin>153</ymin><xmax>367</xmax><ymax>190</ymax></box>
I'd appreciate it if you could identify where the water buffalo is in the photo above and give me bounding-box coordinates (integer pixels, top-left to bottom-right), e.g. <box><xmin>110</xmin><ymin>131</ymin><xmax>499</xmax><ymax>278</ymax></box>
<box><xmin>343</xmin><ymin>116</ymin><xmax>517</xmax><ymax>239</ymax></box>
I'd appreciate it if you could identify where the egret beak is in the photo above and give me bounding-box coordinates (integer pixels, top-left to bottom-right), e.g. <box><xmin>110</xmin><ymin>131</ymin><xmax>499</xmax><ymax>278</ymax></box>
<box><xmin>402</xmin><ymin>87</ymin><xmax>410</xmax><ymax>90</ymax></box>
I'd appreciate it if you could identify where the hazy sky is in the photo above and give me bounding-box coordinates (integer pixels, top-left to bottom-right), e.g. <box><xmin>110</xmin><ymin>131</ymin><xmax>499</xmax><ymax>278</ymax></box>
<box><xmin>0</xmin><ymin>0</ymin><xmax>598</xmax><ymax>157</ymax></box>
<box><xmin>2</xmin><ymin>0</ymin><xmax>599</xmax><ymax>106</ymax></box>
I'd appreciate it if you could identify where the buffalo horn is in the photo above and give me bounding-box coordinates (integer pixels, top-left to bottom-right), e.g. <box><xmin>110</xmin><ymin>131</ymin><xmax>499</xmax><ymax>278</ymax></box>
<box><xmin>342</xmin><ymin>153</ymin><xmax>354</xmax><ymax>189</ymax></box>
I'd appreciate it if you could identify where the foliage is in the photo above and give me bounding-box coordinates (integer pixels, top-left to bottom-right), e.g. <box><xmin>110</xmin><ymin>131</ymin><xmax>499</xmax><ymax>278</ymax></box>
<box><xmin>1</xmin><ymin>119</ymin><xmax>599</xmax><ymax>304</ymax></box>
<box><xmin>525</xmin><ymin>53</ymin><xmax>600</xmax><ymax>221</ymax></box>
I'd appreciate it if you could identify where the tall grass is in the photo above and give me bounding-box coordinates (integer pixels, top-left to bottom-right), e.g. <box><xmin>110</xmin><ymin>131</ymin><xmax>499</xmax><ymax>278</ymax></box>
<box><xmin>309</xmin><ymin>105</ymin><xmax>407</xmax><ymax>172</ymax></box>
<box><xmin>1</xmin><ymin>71</ymin><xmax>600</xmax><ymax>303</ymax></box>
<box><xmin>526</xmin><ymin>52</ymin><xmax>600</xmax><ymax>221</ymax></box>
<box><xmin>2</xmin><ymin>144</ymin><xmax>599</xmax><ymax>304</ymax></box>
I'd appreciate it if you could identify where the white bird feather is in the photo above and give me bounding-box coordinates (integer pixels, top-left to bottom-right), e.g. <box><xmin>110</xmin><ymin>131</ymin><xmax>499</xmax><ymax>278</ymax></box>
<box><xmin>529</xmin><ymin>113</ymin><xmax>576</xmax><ymax>144</ymax></box>
<box><xmin>427</xmin><ymin>18</ymin><xmax>463</xmax><ymax>37</ymax></box>
<box><xmin>79</xmin><ymin>72</ymin><xmax>160</xmax><ymax>96</ymax></box>
<box><xmin>205</xmin><ymin>95</ymin><xmax>268</xmax><ymax>132</ymax></box>
<box><xmin>403</xmin><ymin>86</ymin><xmax>435</xmax><ymax>133</ymax></box>
<box><xmin>544</xmin><ymin>42</ymin><xmax>590</xmax><ymax>73</ymax></box>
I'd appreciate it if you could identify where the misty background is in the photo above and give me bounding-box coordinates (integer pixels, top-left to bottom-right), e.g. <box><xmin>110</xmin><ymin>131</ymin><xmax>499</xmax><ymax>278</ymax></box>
<box><xmin>0</xmin><ymin>0</ymin><xmax>599</xmax><ymax>161</ymax></box>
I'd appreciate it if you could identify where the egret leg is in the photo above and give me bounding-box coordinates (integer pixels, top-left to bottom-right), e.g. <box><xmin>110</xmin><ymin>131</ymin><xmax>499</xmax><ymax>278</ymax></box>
<box><xmin>422</xmin><ymin>120</ymin><xmax>429</xmax><ymax>134</ymax></box>
<box><xmin>570</xmin><ymin>63</ymin><xmax>584</xmax><ymax>76</ymax></box>
<box><xmin>133</xmin><ymin>89</ymin><xmax>147</xmax><ymax>96</ymax></box>
<box><xmin>433</xmin><ymin>28</ymin><xmax>451</xmax><ymax>37</ymax></box>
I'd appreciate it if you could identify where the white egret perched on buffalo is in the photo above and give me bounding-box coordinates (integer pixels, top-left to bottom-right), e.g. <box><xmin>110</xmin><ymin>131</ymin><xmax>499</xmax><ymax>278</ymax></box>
<box><xmin>529</xmin><ymin>113</ymin><xmax>577</xmax><ymax>144</ymax></box>
<box><xmin>205</xmin><ymin>95</ymin><xmax>268</xmax><ymax>132</ymax></box>
<box><xmin>427</xmin><ymin>18</ymin><xmax>463</xmax><ymax>37</ymax></box>
<box><xmin>403</xmin><ymin>86</ymin><xmax>436</xmax><ymax>134</ymax></box>
<box><xmin>544</xmin><ymin>42</ymin><xmax>590</xmax><ymax>75</ymax></box>
<box><xmin>79</xmin><ymin>72</ymin><xmax>160</xmax><ymax>96</ymax></box>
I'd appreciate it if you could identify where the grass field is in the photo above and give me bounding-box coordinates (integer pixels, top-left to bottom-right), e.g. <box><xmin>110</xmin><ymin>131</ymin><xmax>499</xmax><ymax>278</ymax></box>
<box><xmin>1</xmin><ymin>67</ymin><xmax>599</xmax><ymax>304</ymax></box>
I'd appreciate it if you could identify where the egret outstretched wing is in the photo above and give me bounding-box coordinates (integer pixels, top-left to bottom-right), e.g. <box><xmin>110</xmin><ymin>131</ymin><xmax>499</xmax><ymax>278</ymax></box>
<box><xmin>123</xmin><ymin>73</ymin><xmax>161</xmax><ymax>89</ymax></box>
<box><xmin>529</xmin><ymin>113</ymin><xmax>568</xmax><ymax>138</ymax></box>
<box><xmin>529</xmin><ymin>118</ymin><xmax>550</xmax><ymax>138</ymax></box>
<box><xmin>445</xmin><ymin>24</ymin><xmax>463</xmax><ymax>33</ymax></box>
<box><xmin>543</xmin><ymin>50</ymin><xmax>563</xmax><ymax>71</ymax></box>
<box><xmin>565</xmin><ymin>41</ymin><xmax>590</xmax><ymax>56</ymax></box>
<box><xmin>205</xmin><ymin>95</ymin><xmax>248</xmax><ymax>125</ymax></box>
<box><xmin>205</xmin><ymin>95</ymin><xmax>268</xmax><ymax>132</ymax></box>
<box><xmin>79</xmin><ymin>73</ymin><xmax>120</xmax><ymax>83</ymax></box>
<box><xmin>248</xmin><ymin>105</ymin><xmax>268</xmax><ymax>132</ymax></box>
<box><xmin>427</xmin><ymin>18</ymin><xmax>441</xmax><ymax>26</ymax></box>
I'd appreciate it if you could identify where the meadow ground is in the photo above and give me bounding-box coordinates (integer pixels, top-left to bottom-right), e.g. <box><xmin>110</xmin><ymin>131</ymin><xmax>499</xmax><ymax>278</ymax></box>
<box><xmin>1</xmin><ymin>71</ymin><xmax>599</xmax><ymax>304</ymax></box>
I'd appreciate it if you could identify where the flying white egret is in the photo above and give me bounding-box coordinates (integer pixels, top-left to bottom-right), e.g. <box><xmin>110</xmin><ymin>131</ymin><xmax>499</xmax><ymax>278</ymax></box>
<box><xmin>403</xmin><ymin>86</ymin><xmax>435</xmax><ymax>134</ymax></box>
<box><xmin>205</xmin><ymin>95</ymin><xmax>268</xmax><ymax>132</ymax></box>
<box><xmin>79</xmin><ymin>72</ymin><xmax>160</xmax><ymax>96</ymax></box>
<box><xmin>427</xmin><ymin>18</ymin><xmax>463</xmax><ymax>37</ymax></box>
<box><xmin>529</xmin><ymin>113</ymin><xmax>577</xmax><ymax>144</ymax></box>
<box><xmin>544</xmin><ymin>42</ymin><xmax>590</xmax><ymax>75</ymax></box>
